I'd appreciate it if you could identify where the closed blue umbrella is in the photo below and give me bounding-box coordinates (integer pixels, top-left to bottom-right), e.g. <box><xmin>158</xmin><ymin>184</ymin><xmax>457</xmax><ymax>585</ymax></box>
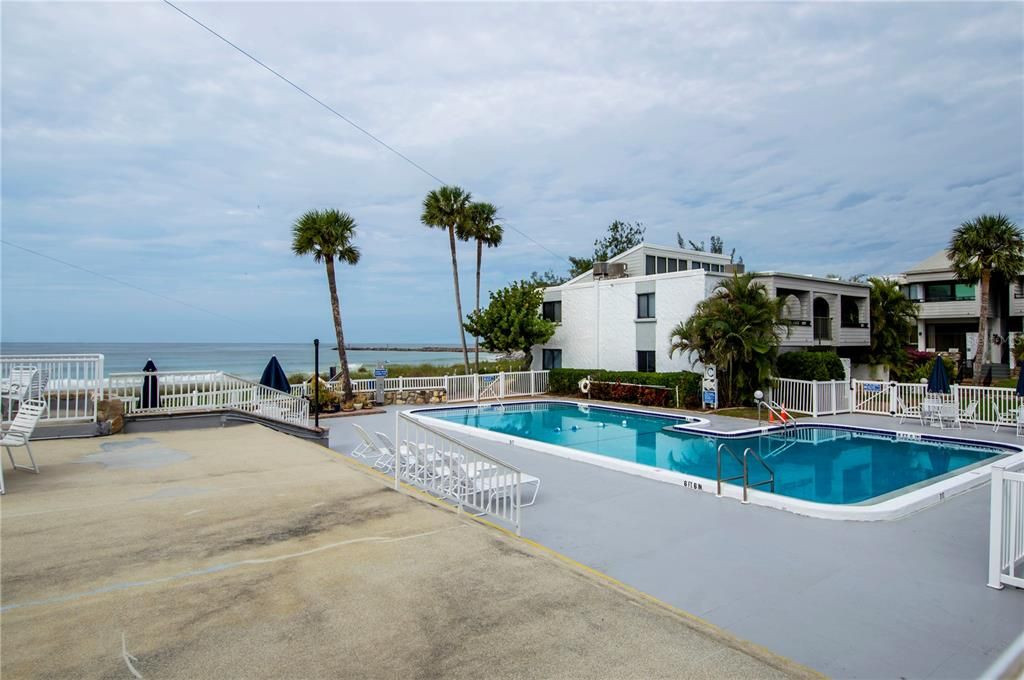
<box><xmin>141</xmin><ymin>358</ymin><xmax>160</xmax><ymax>408</ymax></box>
<box><xmin>927</xmin><ymin>357</ymin><xmax>950</xmax><ymax>394</ymax></box>
<box><xmin>1015</xmin><ymin>368</ymin><xmax>1024</xmax><ymax>397</ymax></box>
<box><xmin>259</xmin><ymin>356</ymin><xmax>291</xmax><ymax>394</ymax></box>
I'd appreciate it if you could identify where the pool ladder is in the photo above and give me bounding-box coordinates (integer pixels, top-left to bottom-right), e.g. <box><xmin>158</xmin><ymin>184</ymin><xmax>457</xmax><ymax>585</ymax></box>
<box><xmin>716</xmin><ymin>443</ymin><xmax>775</xmax><ymax>503</ymax></box>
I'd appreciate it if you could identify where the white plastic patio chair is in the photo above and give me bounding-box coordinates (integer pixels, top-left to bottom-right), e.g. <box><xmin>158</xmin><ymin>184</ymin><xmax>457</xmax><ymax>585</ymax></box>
<box><xmin>992</xmin><ymin>405</ymin><xmax>1021</xmax><ymax>433</ymax></box>
<box><xmin>894</xmin><ymin>396</ymin><xmax>923</xmax><ymax>425</ymax></box>
<box><xmin>936</xmin><ymin>403</ymin><xmax>961</xmax><ymax>430</ymax></box>
<box><xmin>1</xmin><ymin>399</ymin><xmax>47</xmax><ymax>495</ymax></box>
<box><xmin>959</xmin><ymin>401</ymin><xmax>979</xmax><ymax>429</ymax></box>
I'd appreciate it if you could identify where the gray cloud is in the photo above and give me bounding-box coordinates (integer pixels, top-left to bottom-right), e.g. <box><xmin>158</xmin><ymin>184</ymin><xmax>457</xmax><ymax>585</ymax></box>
<box><xmin>2</xmin><ymin>1</ymin><xmax>1022</xmax><ymax>342</ymax></box>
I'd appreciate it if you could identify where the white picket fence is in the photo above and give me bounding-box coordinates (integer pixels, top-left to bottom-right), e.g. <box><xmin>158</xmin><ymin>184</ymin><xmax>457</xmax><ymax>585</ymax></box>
<box><xmin>770</xmin><ymin>376</ymin><xmax>1024</xmax><ymax>427</ymax></box>
<box><xmin>0</xmin><ymin>354</ymin><xmax>105</xmax><ymax>425</ymax></box>
<box><xmin>107</xmin><ymin>370</ymin><xmax>311</xmax><ymax>428</ymax></box>
<box><xmin>293</xmin><ymin>370</ymin><xmax>550</xmax><ymax>403</ymax></box>
<box><xmin>989</xmin><ymin>463</ymin><xmax>1024</xmax><ymax>589</ymax></box>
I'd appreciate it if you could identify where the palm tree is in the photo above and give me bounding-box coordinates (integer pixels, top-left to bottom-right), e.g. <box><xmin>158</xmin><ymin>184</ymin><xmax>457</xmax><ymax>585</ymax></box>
<box><xmin>867</xmin><ymin>277</ymin><xmax>918</xmax><ymax>371</ymax></box>
<box><xmin>458</xmin><ymin>201</ymin><xmax>503</xmax><ymax>372</ymax></box>
<box><xmin>422</xmin><ymin>185</ymin><xmax>473</xmax><ymax>373</ymax></box>
<box><xmin>669</xmin><ymin>273</ymin><xmax>789</xmax><ymax>405</ymax></box>
<box><xmin>948</xmin><ymin>214</ymin><xmax>1024</xmax><ymax>378</ymax></box>
<box><xmin>292</xmin><ymin>209</ymin><xmax>361</xmax><ymax>401</ymax></box>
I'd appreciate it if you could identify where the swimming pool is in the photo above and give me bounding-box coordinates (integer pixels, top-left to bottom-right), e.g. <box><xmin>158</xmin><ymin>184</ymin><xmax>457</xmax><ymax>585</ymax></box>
<box><xmin>419</xmin><ymin>401</ymin><xmax>1016</xmax><ymax>509</ymax></box>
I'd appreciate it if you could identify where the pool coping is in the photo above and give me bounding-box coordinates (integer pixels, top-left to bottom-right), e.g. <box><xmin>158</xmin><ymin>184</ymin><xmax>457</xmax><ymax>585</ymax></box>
<box><xmin>407</xmin><ymin>399</ymin><xmax>1024</xmax><ymax>521</ymax></box>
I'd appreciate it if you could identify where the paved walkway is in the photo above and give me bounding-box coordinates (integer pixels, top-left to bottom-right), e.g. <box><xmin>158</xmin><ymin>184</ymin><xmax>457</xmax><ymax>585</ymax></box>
<box><xmin>1</xmin><ymin>425</ymin><xmax>811</xmax><ymax>679</ymax></box>
<box><xmin>328</xmin><ymin>403</ymin><xmax>1024</xmax><ymax>680</ymax></box>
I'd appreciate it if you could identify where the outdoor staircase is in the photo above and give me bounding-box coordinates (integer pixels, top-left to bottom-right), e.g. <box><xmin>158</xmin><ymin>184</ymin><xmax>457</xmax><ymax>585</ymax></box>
<box><xmin>982</xmin><ymin>363</ymin><xmax>1011</xmax><ymax>381</ymax></box>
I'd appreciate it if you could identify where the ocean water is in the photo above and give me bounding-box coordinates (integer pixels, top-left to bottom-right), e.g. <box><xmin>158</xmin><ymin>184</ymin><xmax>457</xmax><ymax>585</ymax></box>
<box><xmin>1</xmin><ymin>342</ymin><xmax>495</xmax><ymax>379</ymax></box>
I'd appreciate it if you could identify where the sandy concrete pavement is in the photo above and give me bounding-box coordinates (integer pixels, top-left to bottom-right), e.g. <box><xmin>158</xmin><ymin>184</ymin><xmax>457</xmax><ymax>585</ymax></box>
<box><xmin>1</xmin><ymin>424</ymin><xmax>816</xmax><ymax>679</ymax></box>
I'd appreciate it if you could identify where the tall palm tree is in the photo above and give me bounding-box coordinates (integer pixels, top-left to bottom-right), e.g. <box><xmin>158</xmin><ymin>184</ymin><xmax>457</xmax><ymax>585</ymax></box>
<box><xmin>867</xmin><ymin>277</ymin><xmax>918</xmax><ymax>371</ymax></box>
<box><xmin>292</xmin><ymin>209</ymin><xmax>361</xmax><ymax>401</ymax></box>
<box><xmin>458</xmin><ymin>201</ymin><xmax>503</xmax><ymax>372</ymax></box>
<box><xmin>422</xmin><ymin>185</ymin><xmax>473</xmax><ymax>373</ymax></box>
<box><xmin>948</xmin><ymin>214</ymin><xmax>1024</xmax><ymax>378</ymax></box>
<box><xmin>669</xmin><ymin>273</ymin><xmax>789</xmax><ymax>405</ymax></box>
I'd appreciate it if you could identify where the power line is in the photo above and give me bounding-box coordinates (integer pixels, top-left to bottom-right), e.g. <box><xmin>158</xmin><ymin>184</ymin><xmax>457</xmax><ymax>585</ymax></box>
<box><xmin>1</xmin><ymin>239</ymin><xmax>259</xmax><ymax>330</ymax></box>
<box><xmin>160</xmin><ymin>0</ymin><xmax>570</xmax><ymax>266</ymax></box>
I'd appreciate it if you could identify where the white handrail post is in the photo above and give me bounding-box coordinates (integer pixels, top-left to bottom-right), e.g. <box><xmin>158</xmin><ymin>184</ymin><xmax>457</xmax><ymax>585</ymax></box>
<box><xmin>394</xmin><ymin>414</ymin><xmax>401</xmax><ymax>491</ymax></box>
<box><xmin>474</xmin><ymin>374</ymin><xmax>480</xmax><ymax>404</ymax></box>
<box><xmin>889</xmin><ymin>382</ymin><xmax>898</xmax><ymax>416</ymax></box>
<box><xmin>951</xmin><ymin>384</ymin><xmax>959</xmax><ymax>413</ymax></box>
<box><xmin>831</xmin><ymin>381</ymin><xmax>838</xmax><ymax>415</ymax></box>
<box><xmin>811</xmin><ymin>382</ymin><xmax>819</xmax><ymax>418</ymax></box>
<box><xmin>988</xmin><ymin>464</ymin><xmax>1006</xmax><ymax>589</ymax></box>
<box><xmin>530</xmin><ymin>370</ymin><xmax>536</xmax><ymax>395</ymax></box>
<box><xmin>499</xmin><ymin>372</ymin><xmax>506</xmax><ymax>399</ymax></box>
<box><xmin>399</xmin><ymin>376</ymin><xmax>404</xmax><ymax>392</ymax></box>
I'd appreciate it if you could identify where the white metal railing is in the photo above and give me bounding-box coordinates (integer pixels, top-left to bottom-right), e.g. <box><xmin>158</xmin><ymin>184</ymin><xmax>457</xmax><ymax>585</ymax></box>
<box><xmin>107</xmin><ymin>370</ymin><xmax>310</xmax><ymax>428</ymax></box>
<box><xmin>296</xmin><ymin>370</ymin><xmax>551</xmax><ymax>404</ymax></box>
<box><xmin>396</xmin><ymin>412</ymin><xmax>524</xmax><ymax>534</ymax></box>
<box><xmin>0</xmin><ymin>354</ymin><xmax>104</xmax><ymax>424</ymax></box>
<box><xmin>989</xmin><ymin>463</ymin><xmax>1024</xmax><ymax>589</ymax></box>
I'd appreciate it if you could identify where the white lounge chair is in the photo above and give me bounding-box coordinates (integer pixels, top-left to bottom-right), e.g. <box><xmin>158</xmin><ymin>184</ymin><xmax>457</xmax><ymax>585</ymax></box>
<box><xmin>1</xmin><ymin>366</ymin><xmax>37</xmax><ymax>402</ymax></box>
<box><xmin>446</xmin><ymin>457</ymin><xmax>541</xmax><ymax>507</ymax></box>
<box><xmin>1</xmin><ymin>399</ymin><xmax>47</xmax><ymax>495</ymax></box>
<box><xmin>894</xmin><ymin>396</ymin><xmax>923</xmax><ymax>425</ymax></box>
<box><xmin>351</xmin><ymin>424</ymin><xmax>392</xmax><ymax>470</ymax></box>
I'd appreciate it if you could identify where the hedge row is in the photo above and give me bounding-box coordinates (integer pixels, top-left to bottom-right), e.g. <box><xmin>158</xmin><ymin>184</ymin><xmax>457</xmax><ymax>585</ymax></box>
<box><xmin>547</xmin><ymin>368</ymin><xmax>702</xmax><ymax>408</ymax></box>
<box><xmin>776</xmin><ymin>351</ymin><xmax>845</xmax><ymax>381</ymax></box>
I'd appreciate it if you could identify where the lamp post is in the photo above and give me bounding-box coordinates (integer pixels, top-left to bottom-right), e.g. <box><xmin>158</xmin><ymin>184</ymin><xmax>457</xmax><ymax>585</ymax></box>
<box><xmin>313</xmin><ymin>338</ymin><xmax>320</xmax><ymax>429</ymax></box>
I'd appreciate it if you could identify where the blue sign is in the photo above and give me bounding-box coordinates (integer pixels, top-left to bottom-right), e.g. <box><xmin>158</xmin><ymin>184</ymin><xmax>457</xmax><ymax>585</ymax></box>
<box><xmin>374</xmin><ymin>368</ymin><xmax>388</xmax><ymax>378</ymax></box>
<box><xmin>483</xmin><ymin>375</ymin><xmax>497</xmax><ymax>384</ymax></box>
<box><xmin>703</xmin><ymin>390</ymin><xmax>717</xmax><ymax>404</ymax></box>
<box><xmin>864</xmin><ymin>383</ymin><xmax>882</xmax><ymax>393</ymax></box>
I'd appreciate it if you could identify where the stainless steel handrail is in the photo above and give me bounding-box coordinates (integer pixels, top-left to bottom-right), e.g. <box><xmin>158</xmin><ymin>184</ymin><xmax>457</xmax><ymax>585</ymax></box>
<box><xmin>757</xmin><ymin>399</ymin><xmax>796</xmax><ymax>428</ymax></box>
<box><xmin>717</xmin><ymin>442</ymin><xmax>777</xmax><ymax>503</ymax></box>
<box><xmin>742</xmin><ymin>447</ymin><xmax>775</xmax><ymax>503</ymax></box>
<box><xmin>716</xmin><ymin>443</ymin><xmax>745</xmax><ymax>497</ymax></box>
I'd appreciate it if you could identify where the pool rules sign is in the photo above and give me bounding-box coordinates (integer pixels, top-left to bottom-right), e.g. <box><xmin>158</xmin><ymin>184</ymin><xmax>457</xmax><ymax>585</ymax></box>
<box><xmin>702</xmin><ymin>365</ymin><xmax>718</xmax><ymax>409</ymax></box>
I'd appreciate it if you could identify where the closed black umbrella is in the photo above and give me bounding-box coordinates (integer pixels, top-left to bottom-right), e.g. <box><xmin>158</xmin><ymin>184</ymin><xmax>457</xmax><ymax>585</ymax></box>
<box><xmin>141</xmin><ymin>358</ymin><xmax>159</xmax><ymax>409</ymax></box>
<box><xmin>259</xmin><ymin>356</ymin><xmax>291</xmax><ymax>394</ymax></box>
<box><xmin>927</xmin><ymin>357</ymin><xmax>950</xmax><ymax>394</ymax></box>
<box><xmin>1015</xmin><ymin>367</ymin><xmax>1024</xmax><ymax>397</ymax></box>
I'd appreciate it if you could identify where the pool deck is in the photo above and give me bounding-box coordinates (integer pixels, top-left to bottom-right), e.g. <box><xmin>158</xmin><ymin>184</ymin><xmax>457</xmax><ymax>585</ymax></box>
<box><xmin>0</xmin><ymin>425</ymin><xmax>813</xmax><ymax>679</ymax></box>
<box><xmin>328</xmin><ymin>402</ymin><xmax>1024</xmax><ymax>680</ymax></box>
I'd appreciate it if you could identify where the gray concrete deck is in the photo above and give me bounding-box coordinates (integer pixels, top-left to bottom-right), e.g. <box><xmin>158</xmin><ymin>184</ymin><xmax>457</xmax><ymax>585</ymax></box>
<box><xmin>328</xmin><ymin>403</ymin><xmax>1024</xmax><ymax>680</ymax></box>
<box><xmin>0</xmin><ymin>425</ymin><xmax>813</xmax><ymax>679</ymax></box>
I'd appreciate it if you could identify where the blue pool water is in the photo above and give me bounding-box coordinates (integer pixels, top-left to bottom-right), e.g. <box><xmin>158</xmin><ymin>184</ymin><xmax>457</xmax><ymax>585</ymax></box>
<box><xmin>424</xmin><ymin>402</ymin><xmax>1010</xmax><ymax>505</ymax></box>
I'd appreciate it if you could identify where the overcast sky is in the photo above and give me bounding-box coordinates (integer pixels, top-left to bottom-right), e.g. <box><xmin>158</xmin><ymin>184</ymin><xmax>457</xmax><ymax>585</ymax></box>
<box><xmin>2</xmin><ymin>1</ymin><xmax>1022</xmax><ymax>343</ymax></box>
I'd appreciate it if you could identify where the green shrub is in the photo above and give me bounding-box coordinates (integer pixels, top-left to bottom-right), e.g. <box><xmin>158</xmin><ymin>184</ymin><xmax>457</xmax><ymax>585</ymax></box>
<box><xmin>890</xmin><ymin>350</ymin><xmax>957</xmax><ymax>384</ymax></box>
<box><xmin>776</xmin><ymin>351</ymin><xmax>845</xmax><ymax>381</ymax></box>
<box><xmin>547</xmin><ymin>368</ymin><xmax>701</xmax><ymax>408</ymax></box>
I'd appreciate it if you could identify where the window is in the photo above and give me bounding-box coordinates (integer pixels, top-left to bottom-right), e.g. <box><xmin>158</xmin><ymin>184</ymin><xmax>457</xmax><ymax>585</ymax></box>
<box><xmin>542</xmin><ymin>349</ymin><xmax>562</xmax><ymax>370</ymax></box>
<box><xmin>678</xmin><ymin>259</ymin><xmax>687</xmax><ymax>271</ymax></box>
<box><xmin>657</xmin><ymin>257</ymin><xmax>667</xmax><ymax>274</ymax></box>
<box><xmin>637</xmin><ymin>292</ymin><xmax>655</xmax><ymax>319</ymax></box>
<box><xmin>542</xmin><ymin>300</ymin><xmax>562</xmax><ymax>323</ymax></box>
<box><xmin>667</xmin><ymin>258</ymin><xmax>678</xmax><ymax>273</ymax></box>
<box><xmin>645</xmin><ymin>255</ymin><xmax>656</xmax><ymax>275</ymax></box>
<box><xmin>923</xmin><ymin>282</ymin><xmax>975</xmax><ymax>302</ymax></box>
<box><xmin>637</xmin><ymin>351</ymin><xmax>656</xmax><ymax>373</ymax></box>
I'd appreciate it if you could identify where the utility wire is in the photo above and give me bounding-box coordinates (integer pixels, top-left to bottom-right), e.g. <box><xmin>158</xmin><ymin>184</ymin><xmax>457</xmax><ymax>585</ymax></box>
<box><xmin>160</xmin><ymin>0</ymin><xmax>570</xmax><ymax>266</ymax></box>
<box><xmin>1</xmin><ymin>239</ymin><xmax>259</xmax><ymax>330</ymax></box>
